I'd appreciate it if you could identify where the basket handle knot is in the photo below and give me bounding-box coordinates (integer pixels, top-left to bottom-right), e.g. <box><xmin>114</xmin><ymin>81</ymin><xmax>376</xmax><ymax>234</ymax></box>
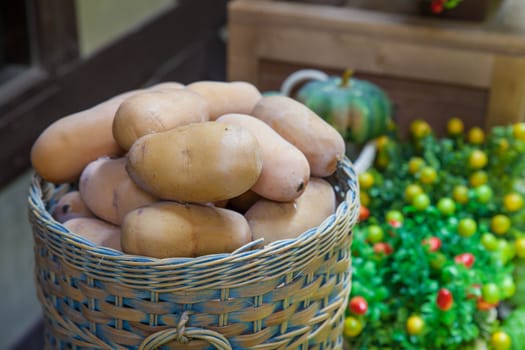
<box><xmin>138</xmin><ymin>311</ymin><xmax>232</xmax><ymax>350</ymax></box>
<box><xmin>175</xmin><ymin>311</ymin><xmax>189</xmax><ymax>344</ymax></box>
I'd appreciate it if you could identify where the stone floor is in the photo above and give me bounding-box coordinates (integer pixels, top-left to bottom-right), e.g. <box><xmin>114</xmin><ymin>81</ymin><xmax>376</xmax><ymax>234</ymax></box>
<box><xmin>0</xmin><ymin>171</ymin><xmax>42</xmax><ymax>349</ymax></box>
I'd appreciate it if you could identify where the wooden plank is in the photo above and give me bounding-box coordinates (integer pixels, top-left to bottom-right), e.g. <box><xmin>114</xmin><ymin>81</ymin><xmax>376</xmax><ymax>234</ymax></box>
<box><xmin>28</xmin><ymin>0</ymin><xmax>79</xmax><ymax>69</ymax></box>
<box><xmin>229</xmin><ymin>0</ymin><xmax>525</xmax><ymax>56</ymax></box>
<box><xmin>0</xmin><ymin>0</ymin><xmax>228</xmax><ymax>189</ymax></box>
<box><xmin>255</xmin><ymin>26</ymin><xmax>493</xmax><ymax>88</ymax></box>
<box><xmin>258</xmin><ymin>59</ymin><xmax>488</xmax><ymax>138</ymax></box>
<box><xmin>485</xmin><ymin>55</ymin><xmax>525</xmax><ymax>128</ymax></box>
<box><xmin>227</xmin><ymin>20</ymin><xmax>259</xmax><ymax>84</ymax></box>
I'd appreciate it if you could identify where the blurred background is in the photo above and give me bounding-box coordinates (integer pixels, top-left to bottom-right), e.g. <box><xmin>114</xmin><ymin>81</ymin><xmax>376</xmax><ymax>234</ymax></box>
<box><xmin>1</xmin><ymin>0</ymin><xmax>525</xmax><ymax>349</ymax></box>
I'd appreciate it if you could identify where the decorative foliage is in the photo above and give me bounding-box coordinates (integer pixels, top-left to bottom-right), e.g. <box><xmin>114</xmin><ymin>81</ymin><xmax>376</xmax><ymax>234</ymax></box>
<box><xmin>346</xmin><ymin>119</ymin><xmax>525</xmax><ymax>349</ymax></box>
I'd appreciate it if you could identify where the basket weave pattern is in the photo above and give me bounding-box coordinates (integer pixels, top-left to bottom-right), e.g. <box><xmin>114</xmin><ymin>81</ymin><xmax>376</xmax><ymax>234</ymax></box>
<box><xmin>28</xmin><ymin>159</ymin><xmax>359</xmax><ymax>350</ymax></box>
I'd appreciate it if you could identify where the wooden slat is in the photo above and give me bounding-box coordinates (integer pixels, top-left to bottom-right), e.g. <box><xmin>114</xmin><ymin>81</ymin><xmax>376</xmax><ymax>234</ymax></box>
<box><xmin>28</xmin><ymin>0</ymin><xmax>79</xmax><ymax>69</ymax></box>
<box><xmin>486</xmin><ymin>55</ymin><xmax>525</xmax><ymax>128</ymax></box>
<box><xmin>255</xmin><ymin>26</ymin><xmax>493</xmax><ymax>88</ymax></box>
<box><xmin>229</xmin><ymin>0</ymin><xmax>525</xmax><ymax>56</ymax></box>
<box><xmin>227</xmin><ymin>19</ymin><xmax>259</xmax><ymax>84</ymax></box>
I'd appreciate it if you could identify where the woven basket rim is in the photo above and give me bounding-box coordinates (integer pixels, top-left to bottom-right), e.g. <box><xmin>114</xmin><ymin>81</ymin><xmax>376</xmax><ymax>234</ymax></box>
<box><xmin>28</xmin><ymin>157</ymin><xmax>358</xmax><ymax>267</ymax></box>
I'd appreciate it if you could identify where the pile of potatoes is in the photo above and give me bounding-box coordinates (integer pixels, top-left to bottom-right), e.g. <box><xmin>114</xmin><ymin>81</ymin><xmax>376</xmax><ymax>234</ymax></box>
<box><xmin>32</xmin><ymin>81</ymin><xmax>346</xmax><ymax>258</ymax></box>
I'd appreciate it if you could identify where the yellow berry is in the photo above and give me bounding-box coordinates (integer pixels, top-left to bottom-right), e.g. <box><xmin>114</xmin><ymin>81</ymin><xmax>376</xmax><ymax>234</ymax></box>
<box><xmin>504</xmin><ymin>193</ymin><xmax>524</xmax><ymax>212</ymax></box>
<box><xmin>344</xmin><ymin>316</ymin><xmax>363</xmax><ymax>337</ymax></box>
<box><xmin>468</xmin><ymin>127</ymin><xmax>485</xmax><ymax>144</ymax></box>
<box><xmin>410</xmin><ymin>119</ymin><xmax>431</xmax><ymax>139</ymax></box>
<box><xmin>408</xmin><ymin>157</ymin><xmax>425</xmax><ymax>175</ymax></box>
<box><xmin>405</xmin><ymin>184</ymin><xmax>423</xmax><ymax>203</ymax></box>
<box><xmin>447</xmin><ymin>118</ymin><xmax>464</xmax><ymax>136</ymax></box>
<box><xmin>359</xmin><ymin>172</ymin><xmax>375</xmax><ymax>190</ymax></box>
<box><xmin>360</xmin><ymin>192</ymin><xmax>371</xmax><ymax>207</ymax></box>
<box><xmin>469</xmin><ymin>171</ymin><xmax>488</xmax><ymax>187</ymax></box>
<box><xmin>491</xmin><ymin>215</ymin><xmax>511</xmax><ymax>235</ymax></box>
<box><xmin>498</xmin><ymin>139</ymin><xmax>509</xmax><ymax>153</ymax></box>
<box><xmin>491</xmin><ymin>331</ymin><xmax>511</xmax><ymax>350</ymax></box>
<box><xmin>406</xmin><ymin>315</ymin><xmax>425</xmax><ymax>335</ymax></box>
<box><xmin>453</xmin><ymin>185</ymin><xmax>469</xmax><ymax>204</ymax></box>
<box><xmin>513</xmin><ymin>123</ymin><xmax>525</xmax><ymax>141</ymax></box>
<box><xmin>376</xmin><ymin>136</ymin><xmax>390</xmax><ymax>150</ymax></box>
<box><xmin>468</xmin><ymin>150</ymin><xmax>488</xmax><ymax>169</ymax></box>
<box><xmin>419</xmin><ymin>166</ymin><xmax>438</xmax><ymax>184</ymax></box>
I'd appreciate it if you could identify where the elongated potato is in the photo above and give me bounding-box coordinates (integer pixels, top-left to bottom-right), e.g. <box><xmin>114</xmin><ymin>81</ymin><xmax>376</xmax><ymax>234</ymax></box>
<box><xmin>252</xmin><ymin>95</ymin><xmax>345</xmax><ymax>177</ymax></box>
<box><xmin>187</xmin><ymin>81</ymin><xmax>262</xmax><ymax>120</ymax></box>
<box><xmin>30</xmin><ymin>82</ymin><xmax>185</xmax><ymax>183</ymax></box>
<box><xmin>113</xmin><ymin>89</ymin><xmax>209</xmax><ymax>150</ymax></box>
<box><xmin>217</xmin><ymin>113</ymin><xmax>310</xmax><ymax>202</ymax></box>
<box><xmin>30</xmin><ymin>92</ymin><xmax>137</xmax><ymax>183</ymax></box>
<box><xmin>64</xmin><ymin>217</ymin><xmax>121</xmax><ymax>251</ymax></box>
<box><xmin>79</xmin><ymin>157</ymin><xmax>157</xmax><ymax>225</ymax></box>
<box><xmin>245</xmin><ymin>178</ymin><xmax>336</xmax><ymax>245</ymax></box>
<box><xmin>127</xmin><ymin>121</ymin><xmax>263</xmax><ymax>203</ymax></box>
<box><xmin>52</xmin><ymin>191</ymin><xmax>94</xmax><ymax>223</ymax></box>
<box><xmin>121</xmin><ymin>202</ymin><xmax>252</xmax><ymax>258</ymax></box>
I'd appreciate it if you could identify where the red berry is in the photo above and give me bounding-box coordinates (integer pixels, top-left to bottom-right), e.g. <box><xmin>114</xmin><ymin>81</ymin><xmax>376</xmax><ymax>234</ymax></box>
<box><xmin>454</xmin><ymin>253</ymin><xmax>475</xmax><ymax>268</ymax></box>
<box><xmin>423</xmin><ymin>237</ymin><xmax>442</xmax><ymax>252</ymax></box>
<box><xmin>359</xmin><ymin>206</ymin><xmax>370</xmax><ymax>221</ymax></box>
<box><xmin>373</xmin><ymin>242</ymin><xmax>393</xmax><ymax>255</ymax></box>
<box><xmin>388</xmin><ymin>220</ymin><xmax>402</xmax><ymax>228</ymax></box>
<box><xmin>431</xmin><ymin>1</ymin><xmax>444</xmax><ymax>13</ymax></box>
<box><xmin>436</xmin><ymin>288</ymin><xmax>453</xmax><ymax>311</ymax></box>
<box><xmin>349</xmin><ymin>296</ymin><xmax>368</xmax><ymax>315</ymax></box>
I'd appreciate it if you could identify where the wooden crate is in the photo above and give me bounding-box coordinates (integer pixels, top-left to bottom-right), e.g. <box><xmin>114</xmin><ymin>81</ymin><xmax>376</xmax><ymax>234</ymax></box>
<box><xmin>227</xmin><ymin>0</ymin><xmax>525</xmax><ymax>136</ymax></box>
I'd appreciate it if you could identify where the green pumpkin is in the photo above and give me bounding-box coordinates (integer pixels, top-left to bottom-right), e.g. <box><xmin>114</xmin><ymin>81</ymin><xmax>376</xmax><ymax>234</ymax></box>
<box><xmin>296</xmin><ymin>71</ymin><xmax>393</xmax><ymax>144</ymax></box>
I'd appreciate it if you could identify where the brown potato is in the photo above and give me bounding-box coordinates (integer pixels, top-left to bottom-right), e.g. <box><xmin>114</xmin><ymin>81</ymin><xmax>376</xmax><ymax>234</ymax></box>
<box><xmin>52</xmin><ymin>191</ymin><xmax>94</xmax><ymax>223</ymax></box>
<box><xmin>121</xmin><ymin>202</ymin><xmax>252</xmax><ymax>258</ymax></box>
<box><xmin>64</xmin><ymin>217</ymin><xmax>121</xmax><ymax>251</ymax></box>
<box><xmin>217</xmin><ymin>113</ymin><xmax>310</xmax><ymax>202</ymax></box>
<box><xmin>30</xmin><ymin>91</ymin><xmax>136</xmax><ymax>183</ymax></box>
<box><xmin>126</xmin><ymin>121</ymin><xmax>263</xmax><ymax>203</ymax></box>
<box><xmin>112</xmin><ymin>89</ymin><xmax>209</xmax><ymax>150</ymax></box>
<box><xmin>30</xmin><ymin>82</ymin><xmax>184</xmax><ymax>184</ymax></box>
<box><xmin>79</xmin><ymin>157</ymin><xmax>157</xmax><ymax>225</ymax></box>
<box><xmin>245</xmin><ymin>178</ymin><xmax>336</xmax><ymax>245</ymax></box>
<box><xmin>187</xmin><ymin>81</ymin><xmax>262</xmax><ymax>120</ymax></box>
<box><xmin>252</xmin><ymin>95</ymin><xmax>345</xmax><ymax>177</ymax></box>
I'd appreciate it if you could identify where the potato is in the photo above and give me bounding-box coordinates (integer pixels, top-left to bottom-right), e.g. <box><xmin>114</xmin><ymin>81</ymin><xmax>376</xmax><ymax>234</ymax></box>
<box><xmin>30</xmin><ymin>91</ymin><xmax>136</xmax><ymax>183</ymax></box>
<box><xmin>217</xmin><ymin>113</ymin><xmax>310</xmax><ymax>202</ymax></box>
<box><xmin>52</xmin><ymin>191</ymin><xmax>94</xmax><ymax>223</ymax></box>
<box><xmin>252</xmin><ymin>95</ymin><xmax>345</xmax><ymax>177</ymax></box>
<box><xmin>228</xmin><ymin>190</ymin><xmax>261</xmax><ymax>214</ymax></box>
<box><xmin>63</xmin><ymin>217</ymin><xmax>121</xmax><ymax>251</ymax></box>
<box><xmin>245</xmin><ymin>178</ymin><xmax>336</xmax><ymax>245</ymax></box>
<box><xmin>30</xmin><ymin>82</ymin><xmax>184</xmax><ymax>184</ymax></box>
<box><xmin>79</xmin><ymin>157</ymin><xmax>157</xmax><ymax>225</ymax></box>
<box><xmin>126</xmin><ymin>121</ymin><xmax>263</xmax><ymax>203</ymax></box>
<box><xmin>121</xmin><ymin>202</ymin><xmax>252</xmax><ymax>258</ymax></box>
<box><xmin>113</xmin><ymin>89</ymin><xmax>209</xmax><ymax>150</ymax></box>
<box><xmin>187</xmin><ymin>81</ymin><xmax>262</xmax><ymax>120</ymax></box>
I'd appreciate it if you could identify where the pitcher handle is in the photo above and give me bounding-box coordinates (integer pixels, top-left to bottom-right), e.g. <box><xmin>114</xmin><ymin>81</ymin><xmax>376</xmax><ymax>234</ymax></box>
<box><xmin>280</xmin><ymin>69</ymin><xmax>329</xmax><ymax>97</ymax></box>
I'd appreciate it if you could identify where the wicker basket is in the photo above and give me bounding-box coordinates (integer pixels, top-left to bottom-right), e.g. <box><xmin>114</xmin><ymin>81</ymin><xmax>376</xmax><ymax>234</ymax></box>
<box><xmin>28</xmin><ymin>158</ymin><xmax>359</xmax><ymax>350</ymax></box>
